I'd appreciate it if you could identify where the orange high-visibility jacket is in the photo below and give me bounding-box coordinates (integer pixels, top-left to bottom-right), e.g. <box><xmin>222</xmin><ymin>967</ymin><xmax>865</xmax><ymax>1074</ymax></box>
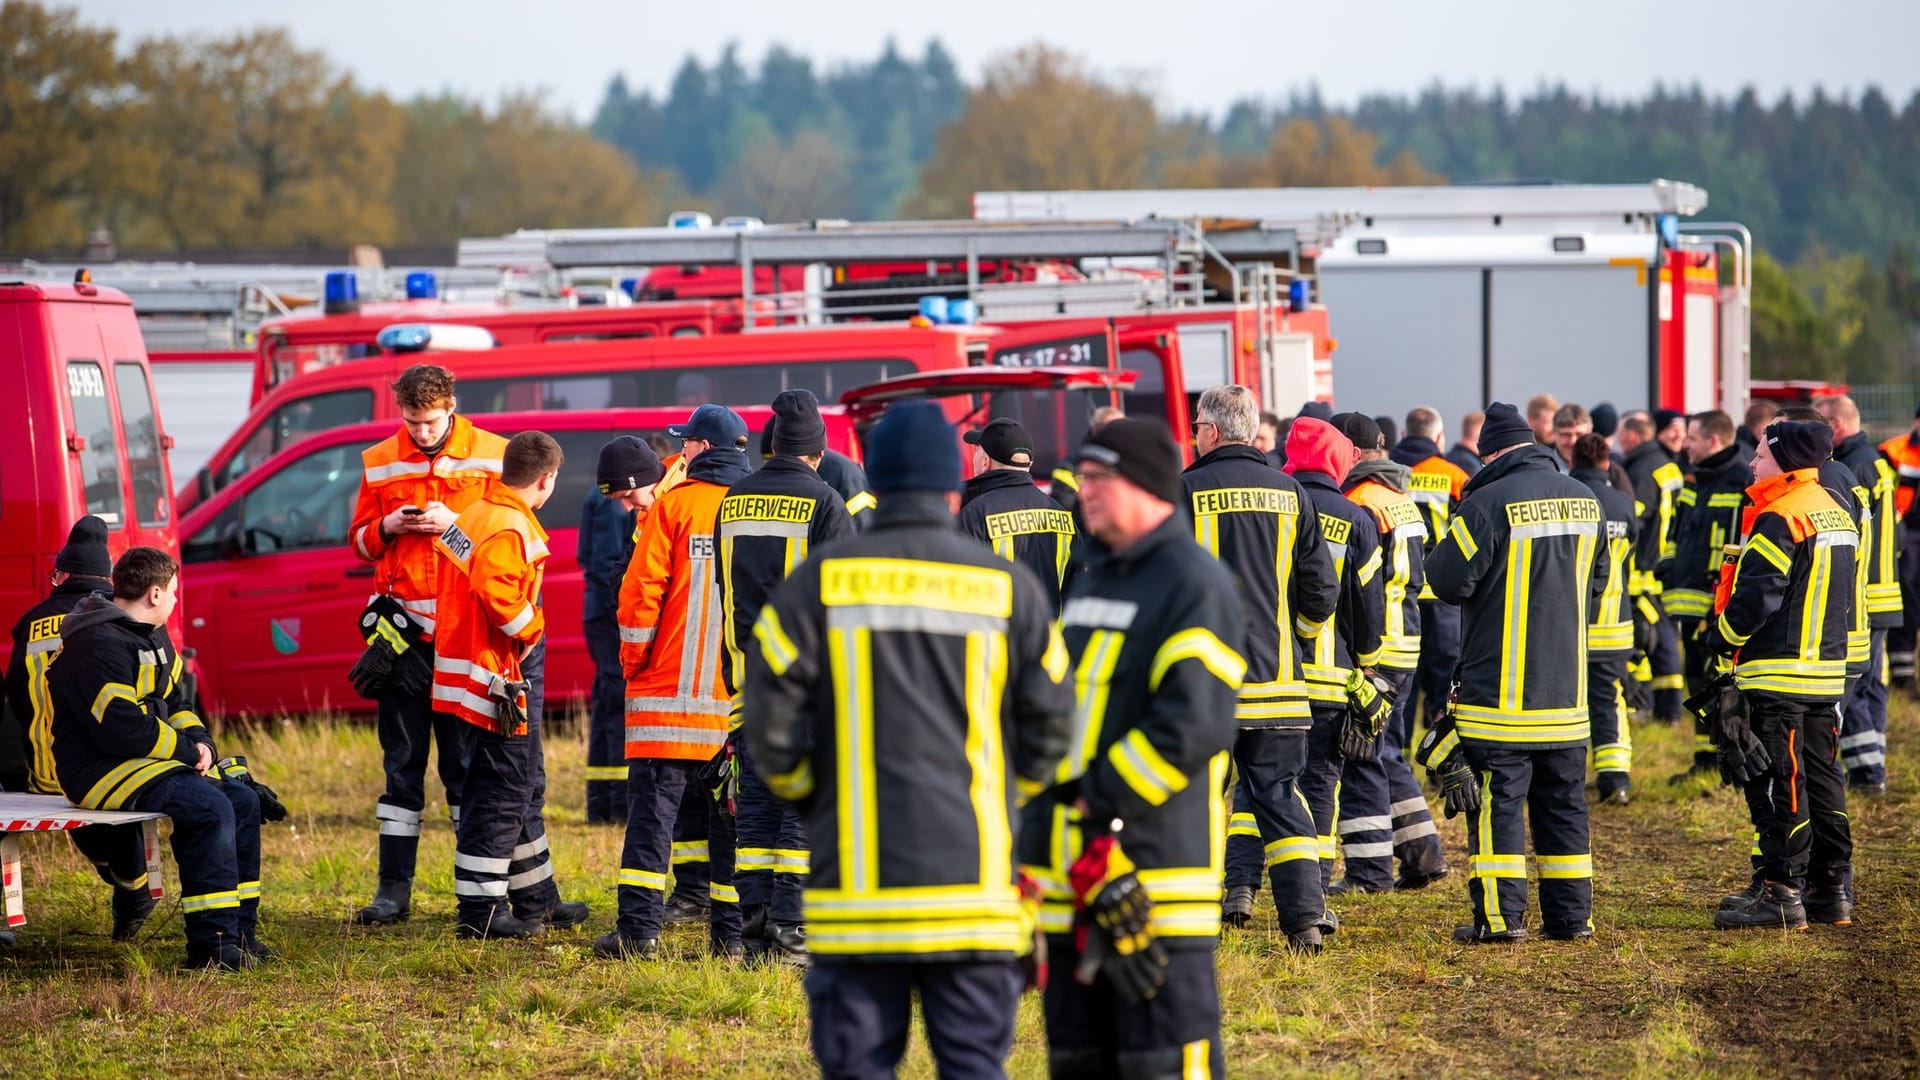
<box><xmin>1878</xmin><ymin>432</ymin><xmax>1920</xmax><ymax>519</ymax></box>
<box><xmin>618</xmin><ymin>462</ymin><xmax>737</xmax><ymax>762</ymax></box>
<box><xmin>350</xmin><ymin>415</ymin><xmax>509</xmax><ymax>635</ymax></box>
<box><xmin>429</xmin><ymin>488</ymin><xmax>549</xmax><ymax>733</ymax></box>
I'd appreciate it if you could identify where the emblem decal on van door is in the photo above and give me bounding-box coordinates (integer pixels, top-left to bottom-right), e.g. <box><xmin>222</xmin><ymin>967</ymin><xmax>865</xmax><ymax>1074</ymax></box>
<box><xmin>271</xmin><ymin>617</ymin><xmax>302</xmax><ymax>655</ymax></box>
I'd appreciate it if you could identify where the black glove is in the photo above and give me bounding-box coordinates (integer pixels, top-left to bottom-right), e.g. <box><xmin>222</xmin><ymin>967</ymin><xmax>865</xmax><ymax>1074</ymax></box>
<box><xmin>1069</xmin><ymin>831</ymin><xmax>1168</xmax><ymax>1005</ymax></box>
<box><xmin>1710</xmin><ymin>686</ymin><xmax>1770</xmax><ymax>784</ymax></box>
<box><xmin>1339</xmin><ymin>668</ymin><xmax>1395</xmax><ymax>761</ymax></box>
<box><xmin>216</xmin><ymin>755</ymin><xmax>289</xmax><ymax>822</ymax></box>
<box><xmin>1414</xmin><ymin>713</ymin><xmax>1480</xmax><ymax>819</ymax></box>
<box><xmin>349</xmin><ymin>598</ymin><xmax>431</xmax><ymax>701</ymax></box>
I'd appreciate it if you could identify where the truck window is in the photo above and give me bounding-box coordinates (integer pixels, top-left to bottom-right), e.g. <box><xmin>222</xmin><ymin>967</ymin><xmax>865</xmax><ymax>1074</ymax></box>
<box><xmin>461</xmin><ymin>373</ymin><xmax>646</xmax><ymax>413</ymax></box>
<box><xmin>989</xmin><ymin>388</ymin><xmax>1102</xmax><ymax>480</ymax></box>
<box><xmin>460</xmin><ymin>360</ymin><xmax>915</xmax><ymax>418</ymax></box>
<box><xmin>113</xmin><ymin>363</ymin><xmax>171</xmax><ymax>527</ymax></box>
<box><xmin>221</xmin><ymin>389</ymin><xmax>374</xmax><ymax>491</ymax></box>
<box><xmin>66</xmin><ymin>361</ymin><xmax>125</xmax><ymax>527</ymax></box>
<box><xmin>221</xmin><ymin>442</ymin><xmax>361</xmax><ymax>556</ymax></box>
<box><xmin>268</xmin><ymin>341</ymin><xmax>376</xmax><ymax>389</ymax></box>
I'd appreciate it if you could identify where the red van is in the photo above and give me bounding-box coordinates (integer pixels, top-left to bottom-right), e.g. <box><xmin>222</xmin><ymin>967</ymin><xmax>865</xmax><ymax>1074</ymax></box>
<box><xmin>176</xmin><ymin>406</ymin><xmax>860</xmax><ymax>719</ymax></box>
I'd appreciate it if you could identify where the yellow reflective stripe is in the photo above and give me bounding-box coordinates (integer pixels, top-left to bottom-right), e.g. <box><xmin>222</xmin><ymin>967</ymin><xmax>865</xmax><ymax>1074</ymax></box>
<box><xmin>180</xmin><ymin>890</ymin><xmax>240</xmax><ymax>912</ymax></box>
<box><xmin>1662</xmin><ymin>590</ymin><xmax>1712</xmax><ymax>618</ymax></box>
<box><xmin>1716</xmin><ymin>612</ymin><xmax>1751</xmax><ymax>647</ymax></box>
<box><xmin>710</xmin><ymin>883</ymin><xmax>740</xmax><ymax>904</ymax></box>
<box><xmin>1707</xmin><ymin>492</ymin><xmax>1745</xmax><ymax>507</ymax></box>
<box><xmin>1041</xmin><ymin>623</ymin><xmax>1069</xmax><ymax>684</ymax></box>
<box><xmin>831</xmin><ymin>624</ymin><xmax>879</xmax><ymax>893</ymax></box>
<box><xmin>670</xmin><ymin>841</ymin><xmax>708</xmax><ymax>862</ymax></box>
<box><xmin>619</xmin><ymin>868</ymin><xmax>667</xmax><ymax>890</ymax></box>
<box><xmin>1747</xmin><ymin>533</ymin><xmax>1792</xmax><ymax>574</ymax></box>
<box><xmin>1467</xmin><ymin>854</ymin><xmax>1527</xmax><ymax>878</ymax></box>
<box><xmin>80</xmin><ymin>757</ymin><xmax>181</xmax><ymax>811</ymax></box>
<box><xmin>1536</xmin><ymin>854</ymin><xmax>1593</xmax><ymax>879</ymax></box>
<box><xmin>1356</xmin><ymin>547</ymin><xmax>1382</xmax><ymax>586</ymax></box>
<box><xmin>1183</xmin><ymin>1039</ymin><xmax>1213</xmax><ymax>1080</ymax></box>
<box><xmin>585</xmin><ymin>765</ymin><xmax>630</xmax><ymax>781</ymax></box>
<box><xmin>1148</xmin><ymin>900</ymin><xmax>1222</xmax><ymax>938</ymax></box>
<box><xmin>1802</xmin><ymin>541</ymin><xmax>1832</xmax><ymax>664</ymax></box>
<box><xmin>147</xmin><ymin>720</ymin><xmax>178</xmax><ymax>762</ymax></box>
<box><xmin>1059</xmin><ymin>630</ymin><xmax>1124</xmax><ymax>785</ymax></box>
<box><xmin>1263</xmin><ymin>836</ymin><xmax>1318</xmax><ymax>866</ymax></box>
<box><xmin>1107</xmin><ymin>728</ymin><xmax>1189</xmax><ymax>807</ymax></box>
<box><xmin>965</xmin><ymin>629</ymin><xmax>1012</xmax><ymax>897</ymax></box>
<box><xmin>846</xmin><ymin>491</ymin><xmax>876</xmax><ymax>516</ymax></box>
<box><xmin>754</xmin><ymin>607</ymin><xmax>800</xmax><ymax>676</ymax></box>
<box><xmin>766</xmin><ymin>759</ymin><xmax>814</xmax><ymax>801</ymax></box>
<box><xmin>1447</xmin><ymin>516</ymin><xmax>1479</xmax><ymax>562</ymax></box>
<box><xmin>1228</xmin><ymin>811</ymin><xmax>1259</xmax><ymax>838</ymax></box>
<box><xmin>1148</xmin><ymin>626</ymin><xmax>1246</xmax><ymax>693</ymax></box>
<box><xmin>90</xmin><ymin>682</ymin><xmax>138</xmax><ymax>722</ymax></box>
<box><xmin>807</xmin><ymin>920</ymin><xmax>1026</xmax><ymax>955</ymax></box>
<box><xmin>236</xmin><ymin>880</ymin><xmax>262</xmax><ymax>901</ymax></box>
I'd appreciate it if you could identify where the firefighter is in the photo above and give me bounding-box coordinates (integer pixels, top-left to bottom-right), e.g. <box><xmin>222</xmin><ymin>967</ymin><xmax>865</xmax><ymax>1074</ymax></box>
<box><xmin>598</xmin><ymin>404</ymin><xmax>754</xmax><ymax>960</ymax></box>
<box><xmin>1570</xmin><ymin>434</ymin><xmax>1641</xmax><ymax>804</ymax></box>
<box><xmin>1878</xmin><ymin>407</ymin><xmax>1920</xmax><ymax>688</ymax></box>
<box><xmin>5</xmin><ymin>518</ymin><xmax>153</xmax><ymax>941</ymax></box>
<box><xmin>1703</xmin><ymin>420</ymin><xmax>1856</xmax><ymax>930</ymax></box>
<box><xmin>1183</xmin><ymin>386</ymin><xmax>1338</xmax><ymax>953</ymax></box>
<box><xmin>1018</xmin><ymin>416</ymin><xmax>1245</xmax><ymax>1078</ymax></box>
<box><xmin>717</xmin><ymin>390</ymin><xmax>854</xmax><ymax>966</ymax></box>
<box><xmin>761</xmin><ymin>418</ymin><xmax>874</xmax><ymax>529</ymax></box>
<box><xmin>1822</xmin><ymin>395</ymin><xmax>1898</xmax><ymax>795</ymax></box>
<box><xmin>1391</xmin><ymin>407</ymin><xmax>1470</xmax><ymax>731</ymax></box>
<box><xmin>431</xmin><ymin>432</ymin><xmax>587</xmax><ymax>938</ymax></box>
<box><xmin>348</xmin><ymin>364</ymin><xmax>508</xmax><ymax>927</ymax></box>
<box><xmin>581</xmin><ymin>437</ymin><xmax>663</xmax><ymax>823</ymax></box>
<box><xmin>1333</xmin><ymin>415</ymin><xmax>1449</xmax><ymax>891</ymax></box>
<box><xmin>1666</xmin><ymin>410</ymin><xmax>1752</xmax><ymax>775</ymax></box>
<box><xmin>1051</xmin><ymin>406</ymin><xmax>1125</xmax><ymax>517</ymax></box>
<box><xmin>1619</xmin><ymin>412</ymin><xmax>1688</xmax><ymax>725</ymax></box>
<box><xmin>742</xmin><ymin>400</ymin><xmax>1073</xmax><ymax>1080</ymax></box>
<box><xmin>1446</xmin><ymin>411</ymin><xmax>1483</xmax><ymax>478</ymax></box>
<box><xmin>48</xmin><ymin>548</ymin><xmax>270</xmax><ymax>970</ymax></box>
<box><xmin>1281</xmin><ymin>416</ymin><xmax>1387</xmax><ymax>910</ymax></box>
<box><xmin>1419</xmin><ymin>402</ymin><xmax>1608</xmax><ymax>944</ymax></box>
<box><xmin>958</xmin><ymin>417</ymin><xmax>1076</xmax><ymax>612</ymax></box>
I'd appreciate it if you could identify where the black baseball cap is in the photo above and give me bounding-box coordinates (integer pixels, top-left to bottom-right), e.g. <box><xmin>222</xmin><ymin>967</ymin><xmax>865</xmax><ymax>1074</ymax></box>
<box><xmin>964</xmin><ymin>418</ymin><xmax>1036</xmax><ymax>467</ymax></box>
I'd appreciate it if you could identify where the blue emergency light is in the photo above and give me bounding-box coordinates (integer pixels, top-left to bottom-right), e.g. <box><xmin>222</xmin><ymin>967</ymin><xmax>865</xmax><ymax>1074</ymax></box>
<box><xmin>1288</xmin><ymin>280</ymin><xmax>1310</xmax><ymax>312</ymax></box>
<box><xmin>405</xmin><ymin>271</ymin><xmax>437</xmax><ymax>300</ymax></box>
<box><xmin>918</xmin><ymin>296</ymin><xmax>949</xmax><ymax>324</ymax></box>
<box><xmin>946</xmin><ymin>299</ymin><xmax>976</xmax><ymax>325</ymax></box>
<box><xmin>323</xmin><ymin>271</ymin><xmax>360</xmax><ymax>314</ymax></box>
<box><xmin>1658</xmin><ymin>214</ymin><xmax>1680</xmax><ymax>250</ymax></box>
<box><xmin>619</xmin><ymin>277</ymin><xmax>640</xmax><ymax>298</ymax></box>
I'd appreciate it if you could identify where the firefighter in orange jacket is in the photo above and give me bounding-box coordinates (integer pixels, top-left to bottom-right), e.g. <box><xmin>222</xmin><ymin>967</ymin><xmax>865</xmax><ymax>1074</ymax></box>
<box><xmin>347</xmin><ymin>364</ymin><xmax>509</xmax><ymax>927</ymax></box>
<box><xmin>597</xmin><ymin>404</ymin><xmax>755</xmax><ymax>960</ymax></box>
<box><xmin>429</xmin><ymin>431</ymin><xmax>590</xmax><ymax>939</ymax></box>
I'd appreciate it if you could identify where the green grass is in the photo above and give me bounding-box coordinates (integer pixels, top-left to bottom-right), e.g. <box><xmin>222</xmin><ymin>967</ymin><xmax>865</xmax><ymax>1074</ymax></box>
<box><xmin>2</xmin><ymin>701</ymin><xmax>1918</xmax><ymax>1077</ymax></box>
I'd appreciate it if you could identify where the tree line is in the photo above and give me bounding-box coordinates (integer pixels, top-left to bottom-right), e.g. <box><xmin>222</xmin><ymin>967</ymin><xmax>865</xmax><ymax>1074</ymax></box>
<box><xmin>4</xmin><ymin>0</ymin><xmax>1916</xmax><ymax>382</ymax></box>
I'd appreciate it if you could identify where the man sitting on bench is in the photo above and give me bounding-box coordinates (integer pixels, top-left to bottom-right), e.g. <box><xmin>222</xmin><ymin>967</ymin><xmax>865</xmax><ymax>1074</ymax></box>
<box><xmin>5</xmin><ymin>517</ymin><xmax>156</xmax><ymax>946</ymax></box>
<box><xmin>48</xmin><ymin>547</ymin><xmax>269</xmax><ymax>971</ymax></box>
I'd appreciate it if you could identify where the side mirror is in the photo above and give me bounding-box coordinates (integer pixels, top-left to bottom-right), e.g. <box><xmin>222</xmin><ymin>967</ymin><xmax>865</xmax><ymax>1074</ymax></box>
<box><xmin>196</xmin><ymin>467</ymin><xmax>213</xmax><ymax>502</ymax></box>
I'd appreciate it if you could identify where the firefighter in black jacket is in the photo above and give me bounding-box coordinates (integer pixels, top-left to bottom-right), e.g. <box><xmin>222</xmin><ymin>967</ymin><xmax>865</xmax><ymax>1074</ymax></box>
<box><xmin>4</xmin><ymin>518</ymin><xmax>155</xmax><ymax>943</ymax></box>
<box><xmin>48</xmin><ymin>548</ymin><xmax>270</xmax><ymax>970</ymax></box>
<box><xmin>743</xmin><ymin>401</ymin><xmax>1072</xmax><ymax>1079</ymax></box>
<box><xmin>717</xmin><ymin>390</ymin><xmax>854</xmax><ymax>966</ymax></box>
<box><xmin>1620</xmin><ymin>412</ymin><xmax>1688</xmax><ymax>723</ymax></box>
<box><xmin>1180</xmin><ymin>386</ymin><xmax>1339</xmax><ymax>954</ymax></box>
<box><xmin>1019</xmin><ymin>417</ymin><xmax>1246</xmax><ymax>1079</ymax></box>
<box><xmin>959</xmin><ymin>418</ymin><xmax>1077</xmax><ymax>612</ymax></box>
<box><xmin>1819</xmin><ymin>394</ymin><xmax>1899</xmax><ymax>795</ymax></box>
<box><xmin>581</xmin><ymin>437</ymin><xmax>662</xmax><ymax>822</ymax></box>
<box><xmin>1703</xmin><ymin>420</ymin><xmax>1857</xmax><ymax>930</ymax></box>
<box><xmin>1419</xmin><ymin>403</ymin><xmax>1609</xmax><ymax>944</ymax></box>
<box><xmin>1571</xmin><ymin>435</ymin><xmax>1641</xmax><ymax>804</ymax></box>
<box><xmin>1666</xmin><ymin>410</ymin><xmax>1752</xmax><ymax>773</ymax></box>
<box><xmin>1280</xmin><ymin>416</ymin><xmax>1387</xmax><ymax>919</ymax></box>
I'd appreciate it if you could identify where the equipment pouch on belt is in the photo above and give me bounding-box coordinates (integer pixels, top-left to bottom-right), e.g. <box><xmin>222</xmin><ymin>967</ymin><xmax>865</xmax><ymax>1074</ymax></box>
<box><xmin>348</xmin><ymin>596</ymin><xmax>432</xmax><ymax>700</ymax></box>
<box><xmin>1339</xmin><ymin>668</ymin><xmax>1396</xmax><ymax>761</ymax></box>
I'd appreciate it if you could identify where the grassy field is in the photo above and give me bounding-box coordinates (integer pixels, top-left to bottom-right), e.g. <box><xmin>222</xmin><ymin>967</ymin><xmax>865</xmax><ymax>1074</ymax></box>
<box><xmin>1</xmin><ymin>701</ymin><xmax>1916</xmax><ymax>1079</ymax></box>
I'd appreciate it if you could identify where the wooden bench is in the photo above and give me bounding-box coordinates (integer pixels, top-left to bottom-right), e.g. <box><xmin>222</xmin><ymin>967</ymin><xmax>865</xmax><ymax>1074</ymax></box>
<box><xmin>0</xmin><ymin>792</ymin><xmax>165</xmax><ymax>930</ymax></box>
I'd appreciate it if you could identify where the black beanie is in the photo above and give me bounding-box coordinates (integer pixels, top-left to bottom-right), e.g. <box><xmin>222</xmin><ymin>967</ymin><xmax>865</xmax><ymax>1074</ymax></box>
<box><xmin>596</xmin><ymin>436</ymin><xmax>663</xmax><ymax>495</ymax></box>
<box><xmin>1478</xmin><ymin>402</ymin><xmax>1535</xmax><ymax>457</ymax></box>
<box><xmin>771</xmin><ymin>389</ymin><xmax>828</xmax><ymax>457</ymax></box>
<box><xmin>1765</xmin><ymin>419</ymin><xmax>1833</xmax><ymax>473</ymax></box>
<box><xmin>1331</xmin><ymin>412</ymin><xmax>1384</xmax><ymax>451</ymax></box>
<box><xmin>866</xmin><ymin>402</ymin><xmax>962</xmax><ymax>494</ymax></box>
<box><xmin>1590</xmin><ymin>402</ymin><xmax>1619</xmax><ymax>438</ymax></box>
<box><xmin>1072</xmin><ymin>418</ymin><xmax>1184</xmax><ymax>504</ymax></box>
<box><xmin>55</xmin><ymin>515</ymin><xmax>112</xmax><ymax>578</ymax></box>
<box><xmin>1653</xmin><ymin>408</ymin><xmax>1685</xmax><ymax>434</ymax></box>
<box><xmin>1297</xmin><ymin>401</ymin><xmax>1334</xmax><ymax>422</ymax></box>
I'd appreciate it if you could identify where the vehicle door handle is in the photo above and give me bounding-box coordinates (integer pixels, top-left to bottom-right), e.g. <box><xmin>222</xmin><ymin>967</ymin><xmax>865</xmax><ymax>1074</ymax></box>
<box><xmin>345</xmin><ymin>567</ymin><xmax>375</xmax><ymax>579</ymax></box>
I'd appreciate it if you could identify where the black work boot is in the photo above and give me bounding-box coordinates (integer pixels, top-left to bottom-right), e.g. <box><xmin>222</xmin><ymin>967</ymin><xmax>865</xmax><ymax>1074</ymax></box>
<box><xmin>1285</xmin><ymin>926</ymin><xmax>1324</xmax><ymax>955</ymax></box>
<box><xmin>663</xmin><ymin>893</ymin><xmax>708</xmax><ymax>926</ymax></box>
<box><xmin>1314</xmin><ymin>907</ymin><xmax>1340</xmax><ymax>937</ymax></box>
<box><xmin>110</xmin><ymin>887</ymin><xmax>158</xmax><ymax>943</ymax></box>
<box><xmin>592</xmin><ymin>931</ymin><xmax>660</xmax><ymax>959</ymax></box>
<box><xmin>530</xmin><ymin>900</ymin><xmax>591</xmax><ymax>930</ymax></box>
<box><xmin>185</xmin><ymin>939</ymin><xmax>255</xmax><ymax>972</ymax></box>
<box><xmin>1395</xmin><ymin>864</ymin><xmax>1449</xmax><ymax>891</ymax></box>
<box><xmin>1719</xmin><ymin>876</ymin><xmax>1765</xmax><ymax>910</ymax></box>
<box><xmin>1802</xmin><ymin>882</ymin><xmax>1855</xmax><ymax>927</ymax></box>
<box><xmin>352</xmin><ymin>880</ymin><xmax>412</xmax><ymax>926</ymax></box>
<box><xmin>1453</xmin><ymin>924</ymin><xmax>1529</xmax><ymax>945</ymax></box>
<box><xmin>762</xmin><ymin>921</ymin><xmax>809</xmax><ymax>967</ymax></box>
<box><xmin>1328</xmin><ymin>878</ymin><xmax>1390</xmax><ymax>896</ymax></box>
<box><xmin>1713</xmin><ymin>881</ymin><xmax>1808</xmax><ymax>930</ymax></box>
<box><xmin>1596</xmin><ymin>772</ymin><xmax>1631</xmax><ymax>806</ymax></box>
<box><xmin>1222</xmin><ymin>885</ymin><xmax>1255</xmax><ymax>929</ymax></box>
<box><xmin>456</xmin><ymin>906</ymin><xmax>546</xmax><ymax>940</ymax></box>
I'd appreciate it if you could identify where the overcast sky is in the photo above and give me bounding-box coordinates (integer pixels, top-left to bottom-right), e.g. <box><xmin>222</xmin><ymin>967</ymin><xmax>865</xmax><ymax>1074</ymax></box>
<box><xmin>74</xmin><ymin>0</ymin><xmax>1920</xmax><ymax>123</ymax></box>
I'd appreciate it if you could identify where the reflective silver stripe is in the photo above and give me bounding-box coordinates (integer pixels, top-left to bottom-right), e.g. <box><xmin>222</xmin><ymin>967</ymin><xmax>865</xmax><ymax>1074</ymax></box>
<box><xmin>400</xmin><ymin>598</ymin><xmax>437</xmax><ymax>614</ymax></box>
<box><xmin>365</xmin><ymin>460</ymin><xmax>432</xmax><ymax>483</ymax></box>
<box><xmin>435</xmin><ymin>456</ymin><xmax>503</xmax><ymax>476</ymax></box>
<box><xmin>434</xmin><ymin>655</ymin><xmax>508</xmax><ymax>687</ymax></box>
<box><xmin>24</xmin><ymin>638</ymin><xmax>61</xmax><ymax>655</ymax></box>
<box><xmin>507</xmin><ymin>863</ymin><xmax>554</xmax><ymax>891</ymax></box>
<box><xmin>825</xmin><ymin>606</ymin><xmax>1009</xmax><ymax>637</ymax></box>
<box><xmin>619</xmin><ymin>626</ymin><xmax>654</xmax><ymax>644</ymax></box>
<box><xmin>1837</xmin><ymin>732</ymin><xmax>1881</xmax><ymax>749</ymax></box>
<box><xmin>1394</xmin><ymin>821</ymin><xmax>1439</xmax><ymax>843</ymax></box>
<box><xmin>453</xmin><ymin>879</ymin><xmax>508</xmax><ymax>897</ymax></box>
<box><xmin>500</xmin><ymin>603</ymin><xmax>536</xmax><ymax>637</ymax></box>
<box><xmin>525</xmin><ymin>538</ymin><xmax>549</xmax><ymax>561</ymax></box>
<box><xmin>1390</xmin><ymin>798</ymin><xmax>1431</xmax><ymax>817</ymax></box>
<box><xmin>378</xmin><ymin>820</ymin><xmax>421</xmax><ymax>837</ymax></box>
<box><xmin>1343</xmin><ymin>842</ymin><xmax>1394</xmax><ymax>858</ymax></box>
<box><xmin>376</xmin><ymin>804</ymin><xmax>424</xmax><ymax>825</ymax></box>
<box><xmin>623</xmin><ymin>724</ymin><xmax>730</xmax><ymax>745</ymax></box>
<box><xmin>432</xmin><ymin>683</ymin><xmax>499</xmax><ymax>718</ymax></box>
<box><xmin>721</xmin><ymin>520</ymin><xmax>810</xmax><ymax>539</ymax></box>
<box><xmin>1510</xmin><ymin>521</ymin><xmax>1601</xmax><ymax>540</ymax></box>
<box><xmin>354</xmin><ymin>525</ymin><xmax>374</xmax><ymax>559</ymax></box>
<box><xmin>1337</xmin><ymin>816</ymin><xmax>1393</xmax><ymax>834</ymax></box>
<box><xmin>511</xmin><ymin>834</ymin><xmax>550</xmax><ymax>861</ymax></box>
<box><xmin>1900</xmin><ymin>465</ymin><xmax>1920</xmax><ymax>479</ymax></box>
<box><xmin>694</xmin><ymin>572</ymin><xmax>723</xmax><ymax>704</ymax></box>
<box><xmin>675</xmin><ymin>556</ymin><xmax>709</xmax><ymax>700</ymax></box>
<box><xmin>454</xmin><ymin>852</ymin><xmax>511</xmax><ymax>873</ymax></box>
<box><xmin>623</xmin><ymin>695</ymin><xmax>733</xmax><ymax>716</ymax></box>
